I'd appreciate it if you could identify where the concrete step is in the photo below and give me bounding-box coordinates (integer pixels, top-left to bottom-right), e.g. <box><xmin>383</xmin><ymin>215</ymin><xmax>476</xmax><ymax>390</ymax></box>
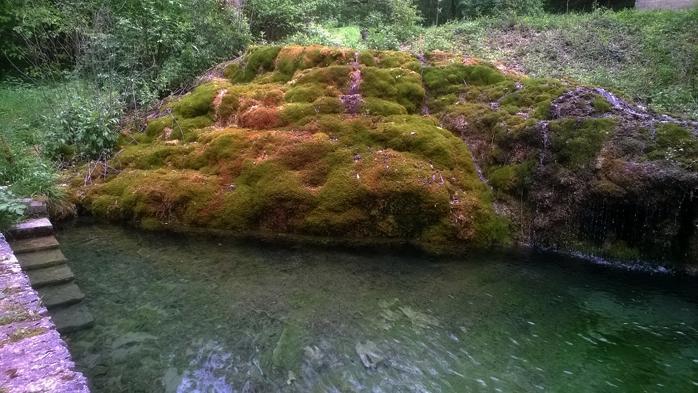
<box><xmin>16</xmin><ymin>248</ymin><xmax>67</xmax><ymax>271</ymax></box>
<box><xmin>10</xmin><ymin>236</ymin><xmax>60</xmax><ymax>254</ymax></box>
<box><xmin>9</xmin><ymin>217</ymin><xmax>54</xmax><ymax>240</ymax></box>
<box><xmin>26</xmin><ymin>265</ymin><xmax>75</xmax><ymax>288</ymax></box>
<box><xmin>38</xmin><ymin>283</ymin><xmax>85</xmax><ymax>309</ymax></box>
<box><xmin>51</xmin><ymin>304</ymin><xmax>94</xmax><ymax>334</ymax></box>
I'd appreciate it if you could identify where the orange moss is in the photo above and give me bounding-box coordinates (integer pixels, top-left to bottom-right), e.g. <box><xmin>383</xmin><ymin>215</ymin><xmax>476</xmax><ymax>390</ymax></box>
<box><xmin>238</xmin><ymin>106</ymin><xmax>282</xmax><ymax>129</ymax></box>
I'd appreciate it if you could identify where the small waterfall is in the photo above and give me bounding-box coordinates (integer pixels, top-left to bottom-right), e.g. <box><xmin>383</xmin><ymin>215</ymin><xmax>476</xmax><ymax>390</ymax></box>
<box><xmin>537</xmin><ymin>121</ymin><xmax>550</xmax><ymax>167</ymax></box>
<box><xmin>341</xmin><ymin>52</ymin><xmax>363</xmax><ymax>114</ymax></box>
<box><xmin>460</xmin><ymin>138</ymin><xmax>488</xmax><ymax>185</ymax></box>
<box><xmin>417</xmin><ymin>53</ymin><xmax>430</xmax><ymax>116</ymax></box>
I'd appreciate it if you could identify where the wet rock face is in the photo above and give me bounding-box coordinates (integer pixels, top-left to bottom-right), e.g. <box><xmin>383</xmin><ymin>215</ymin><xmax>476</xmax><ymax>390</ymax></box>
<box><xmin>74</xmin><ymin>45</ymin><xmax>697</xmax><ymax>266</ymax></box>
<box><xmin>448</xmin><ymin>81</ymin><xmax>697</xmax><ymax>266</ymax></box>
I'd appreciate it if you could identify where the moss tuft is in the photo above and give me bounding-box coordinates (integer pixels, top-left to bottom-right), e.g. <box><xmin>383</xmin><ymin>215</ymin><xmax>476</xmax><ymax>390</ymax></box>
<box><xmin>284</xmin><ymin>84</ymin><xmax>327</xmax><ymax>103</ymax></box>
<box><xmin>549</xmin><ymin>118</ymin><xmax>616</xmax><ymax>169</ymax></box>
<box><xmin>229</xmin><ymin>46</ymin><xmax>282</xmax><ymax>83</ymax></box>
<box><xmin>647</xmin><ymin>123</ymin><xmax>697</xmax><ymax>169</ymax></box>
<box><xmin>361</xmin><ymin>98</ymin><xmax>407</xmax><ymax>116</ymax></box>
<box><xmin>423</xmin><ymin>64</ymin><xmax>506</xmax><ymax>96</ymax></box>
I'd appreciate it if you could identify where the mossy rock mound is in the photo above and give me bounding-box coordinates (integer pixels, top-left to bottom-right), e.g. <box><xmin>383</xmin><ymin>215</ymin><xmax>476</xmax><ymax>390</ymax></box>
<box><xmin>75</xmin><ymin>45</ymin><xmax>698</xmax><ymax>264</ymax></box>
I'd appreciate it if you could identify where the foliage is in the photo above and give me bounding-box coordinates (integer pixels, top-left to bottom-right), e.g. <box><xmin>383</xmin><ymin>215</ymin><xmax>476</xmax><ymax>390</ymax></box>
<box><xmin>2</xmin><ymin>0</ymin><xmax>251</xmax><ymax>101</ymax></box>
<box><xmin>44</xmin><ymin>90</ymin><xmax>123</xmax><ymax>161</ymax></box>
<box><xmin>455</xmin><ymin>0</ymin><xmax>545</xmax><ymax>18</ymax></box>
<box><xmin>0</xmin><ymin>186</ymin><xmax>26</xmax><ymax>231</ymax></box>
<box><xmin>243</xmin><ymin>0</ymin><xmax>336</xmax><ymax>41</ymax></box>
<box><xmin>362</xmin><ymin>0</ymin><xmax>423</xmax><ymax>50</ymax></box>
<box><xmin>0</xmin><ymin>82</ymin><xmax>61</xmax><ymax>200</ymax></box>
<box><xmin>0</xmin><ymin>0</ymin><xmax>68</xmax><ymax>77</ymax></box>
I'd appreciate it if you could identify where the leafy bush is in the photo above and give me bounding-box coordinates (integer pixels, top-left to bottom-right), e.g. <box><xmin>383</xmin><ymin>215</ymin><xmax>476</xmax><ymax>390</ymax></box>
<box><xmin>44</xmin><ymin>91</ymin><xmax>123</xmax><ymax>161</ymax></box>
<box><xmin>284</xmin><ymin>23</ymin><xmax>348</xmax><ymax>47</ymax></box>
<box><xmin>243</xmin><ymin>0</ymin><xmax>337</xmax><ymax>41</ymax></box>
<box><xmin>456</xmin><ymin>0</ymin><xmax>545</xmax><ymax>18</ymax></box>
<box><xmin>0</xmin><ymin>0</ymin><xmax>70</xmax><ymax>77</ymax></box>
<box><xmin>0</xmin><ymin>186</ymin><xmax>26</xmax><ymax>231</ymax></box>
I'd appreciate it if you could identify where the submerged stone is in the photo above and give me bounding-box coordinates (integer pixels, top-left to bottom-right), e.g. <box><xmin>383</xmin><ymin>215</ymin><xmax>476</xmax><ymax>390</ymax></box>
<box><xmin>355</xmin><ymin>340</ymin><xmax>384</xmax><ymax>369</ymax></box>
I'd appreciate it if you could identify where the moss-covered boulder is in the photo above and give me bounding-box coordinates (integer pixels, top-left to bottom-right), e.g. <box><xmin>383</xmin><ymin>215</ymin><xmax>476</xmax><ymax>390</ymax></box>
<box><xmin>74</xmin><ymin>45</ymin><xmax>698</xmax><ymax>267</ymax></box>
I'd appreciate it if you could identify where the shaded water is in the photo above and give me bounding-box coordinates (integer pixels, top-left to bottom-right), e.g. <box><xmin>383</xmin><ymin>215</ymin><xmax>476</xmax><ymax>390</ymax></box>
<box><xmin>58</xmin><ymin>222</ymin><xmax>698</xmax><ymax>393</ymax></box>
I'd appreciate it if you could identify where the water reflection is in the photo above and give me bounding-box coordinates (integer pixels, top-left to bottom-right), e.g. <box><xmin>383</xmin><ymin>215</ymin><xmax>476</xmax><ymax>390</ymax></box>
<box><xmin>58</xmin><ymin>223</ymin><xmax>698</xmax><ymax>392</ymax></box>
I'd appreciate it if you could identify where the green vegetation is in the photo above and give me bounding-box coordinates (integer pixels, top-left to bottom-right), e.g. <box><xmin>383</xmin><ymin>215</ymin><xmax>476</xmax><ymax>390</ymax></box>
<box><xmin>646</xmin><ymin>123</ymin><xmax>698</xmax><ymax>170</ymax></box>
<box><xmin>1</xmin><ymin>0</ymin><xmax>696</xmax><ymax>263</ymax></box>
<box><xmin>408</xmin><ymin>9</ymin><xmax>698</xmax><ymax>118</ymax></box>
<box><xmin>549</xmin><ymin>118</ymin><xmax>616</xmax><ymax>169</ymax></box>
<box><xmin>284</xmin><ymin>8</ymin><xmax>697</xmax><ymax>119</ymax></box>
<box><xmin>76</xmin><ymin>46</ymin><xmax>514</xmax><ymax>253</ymax></box>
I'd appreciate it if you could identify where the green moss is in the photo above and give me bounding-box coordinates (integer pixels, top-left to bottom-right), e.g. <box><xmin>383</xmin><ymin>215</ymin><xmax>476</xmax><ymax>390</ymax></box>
<box><xmin>361</xmin><ymin>98</ymin><xmax>407</xmax><ymax>116</ymax></box>
<box><xmin>284</xmin><ymin>84</ymin><xmax>326</xmax><ymax>103</ymax></box>
<box><xmin>423</xmin><ymin>64</ymin><xmax>506</xmax><ymax>96</ymax></box>
<box><xmin>80</xmin><ymin>45</ymin><xmax>516</xmax><ymax>253</ymax></box>
<box><xmin>143</xmin><ymin>115</ymin><xmax>213</xmax><ymax>142</ymax></box>
<box><xmin>358</xmin><ymin>50</ymin><xmax>376</xmax><ymax>66</ymax></box>
<box><xmin>219</xmin><ymin>161</ymin><xmax>315</xmax><ymax>230</ymax></box>
<box><xmin>361</xmin><ymin>67</ymin><xmax>424</xmax><ymax>113</ymax></box>
<box><xmin>549</xmin><ymin>118</ymin><xmax>616</xmax><ymax>169</ymax></box>
<box><xmin>313</xmin><ymin>97</ymin><xmax>344</xmax><ymax>114</ymax></box>
<box><xmin>274</xmin><ymin>46</ymin><xmax>353</xmax><ymax>82</ymax></box>
<box><xmin>499</xmin><ymin>78</ymin><xmax>566</xmax><ymax>120</ymax></box>
<box><xmin>145</xmin><ymin>117</ymin><xmax>173</xmax><ymax>139</ymax></box>
<box><xmin>647</xmin><ymin>123</ymin><xmax>698</xmax><ymax>169</ymax></box>
<box><xmin>171</xmin><ymin>83</ymin><xmax>220</xmax><ymax>118</ymax></box>
<box><xmin>116</xmin><ymin>144</ymin><xmax>195</xmax><ymax>169</ymax></box>
<box><xmin>370</xmin><ymin>116</ymin><xmax>472</xmax><ymax>169</ymax></box>
<box><xmin>280</xmin><ymin>103</ymin><xmax>316</xmax><ymax>124</ymax></box>
<box><xmin>487</xmin><ymin>160</ymin><xmax>536</xmax><ymax>194</ymax></box>
<box><xmin>230</xmin><ymin>46</ymin><xmax>282</xmax><ymax>83</ymax></box>
<box><xmin>296</xmin><ymin>65</ymin><xmax>351</xmax><ymax>88</ymax></box>
<box><xmin>602</xmin><ymin>240</ymin><xmax>642</xmax><ymax>261</ymax></box>
<box><xmin>592</xmin><ymin>94</ymin><xmax>613</xmax><ymax>114</ymax></box>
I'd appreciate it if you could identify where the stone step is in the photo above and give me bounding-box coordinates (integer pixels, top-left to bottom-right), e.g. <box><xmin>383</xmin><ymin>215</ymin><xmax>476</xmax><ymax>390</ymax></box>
<box><xmin>16</xmin><ymin>248</ymin><xmax>67</xmax><ymax>271</ymax></box>
<box><xmin>10</xmin><ymin>236</ymin><xmax>60</xmax><ymax>254</ymax></box>
<box><xmin>9</xmin><ymin>217</ymin><xmax>54</xmax><ymax>240</ymax></box>
<box><xmin>38</xmin><ymin>283</ymin><xmax>85</xmax><ymax>309</ymax></box>
<box><xmin>51</xmin><ymin>304</ymin><xmax>94</xmax><ymax>334</ymax></box>
<box><xmin>20</xmin><ymin>198</ymin><xmax>48</xmax><ymax>217</ymax></box>
<box><xmin>26</xmin><ymin>265</ymin><xmax>74</xmax><ymax>288</ymax></box>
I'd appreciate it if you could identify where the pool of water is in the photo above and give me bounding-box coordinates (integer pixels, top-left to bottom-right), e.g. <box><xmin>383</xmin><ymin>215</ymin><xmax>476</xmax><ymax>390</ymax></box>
<box><xmin>58</xmin><ymin>222</ymin><xmax>698</xmax><ymax>393</ymax></box>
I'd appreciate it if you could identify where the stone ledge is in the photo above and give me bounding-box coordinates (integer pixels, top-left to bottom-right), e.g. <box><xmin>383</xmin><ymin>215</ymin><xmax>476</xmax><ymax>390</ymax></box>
<box><xmin>0</xmin><ymin>234</ymin><xmax>90</xmax><ymax>393</ymax></box>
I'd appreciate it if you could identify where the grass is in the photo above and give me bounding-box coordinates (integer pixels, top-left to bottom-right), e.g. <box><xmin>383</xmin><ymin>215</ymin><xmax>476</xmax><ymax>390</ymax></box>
<box><xmin>0</xmin><ymin>80</ymin><xmax>96</xmax><ymax>228</ymax></box>
<box><xmin>0</xmin><ymin>82</ymin><xmax>62</xmax><ymax>198</ymax></box>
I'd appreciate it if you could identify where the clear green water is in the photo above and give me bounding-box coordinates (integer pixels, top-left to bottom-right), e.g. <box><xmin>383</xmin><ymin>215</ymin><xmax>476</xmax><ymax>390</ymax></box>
<box><xmin>58</xmin><ymin>222</ymin><xmax>698</xmax><ymax>393</ymax></box>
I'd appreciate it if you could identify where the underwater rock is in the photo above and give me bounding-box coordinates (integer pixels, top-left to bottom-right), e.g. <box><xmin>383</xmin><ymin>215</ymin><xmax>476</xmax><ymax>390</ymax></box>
<box><xmin>72</xmin><ymin>45</ymin><xmax>697</xmax><ymax>268</ymax></box>
<box><xmin>355</xmin><ymin>340</ymin><xmax>384</xmax><ymax>369</ymax></box>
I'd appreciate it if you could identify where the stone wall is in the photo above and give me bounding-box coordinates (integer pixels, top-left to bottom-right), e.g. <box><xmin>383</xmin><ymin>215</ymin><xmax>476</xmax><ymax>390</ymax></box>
<box><xmin>636</xmin><ymin>0</ymin><xmax>697</xmax><ymax>9</ymax></box>
<box><xmin>0</xmin><ymin>233</ymin><xmax>90</xmax><ymax>393</ymax></box>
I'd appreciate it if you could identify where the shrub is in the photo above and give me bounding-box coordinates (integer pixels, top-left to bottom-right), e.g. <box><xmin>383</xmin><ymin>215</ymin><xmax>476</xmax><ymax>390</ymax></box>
<box><xmin>243</xmin><ymin>0</ymin><xmax>335</xmax><ymax>41</ymax></box>
<box><xmin>0</xmin><ymin>186</ymin><xmax>26</xmax><ymax>231</ymax></box>
<box><xmin>44</xmin><ymin>90</ymin><xmax>123</xmax><ymax>161</ymax></box>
